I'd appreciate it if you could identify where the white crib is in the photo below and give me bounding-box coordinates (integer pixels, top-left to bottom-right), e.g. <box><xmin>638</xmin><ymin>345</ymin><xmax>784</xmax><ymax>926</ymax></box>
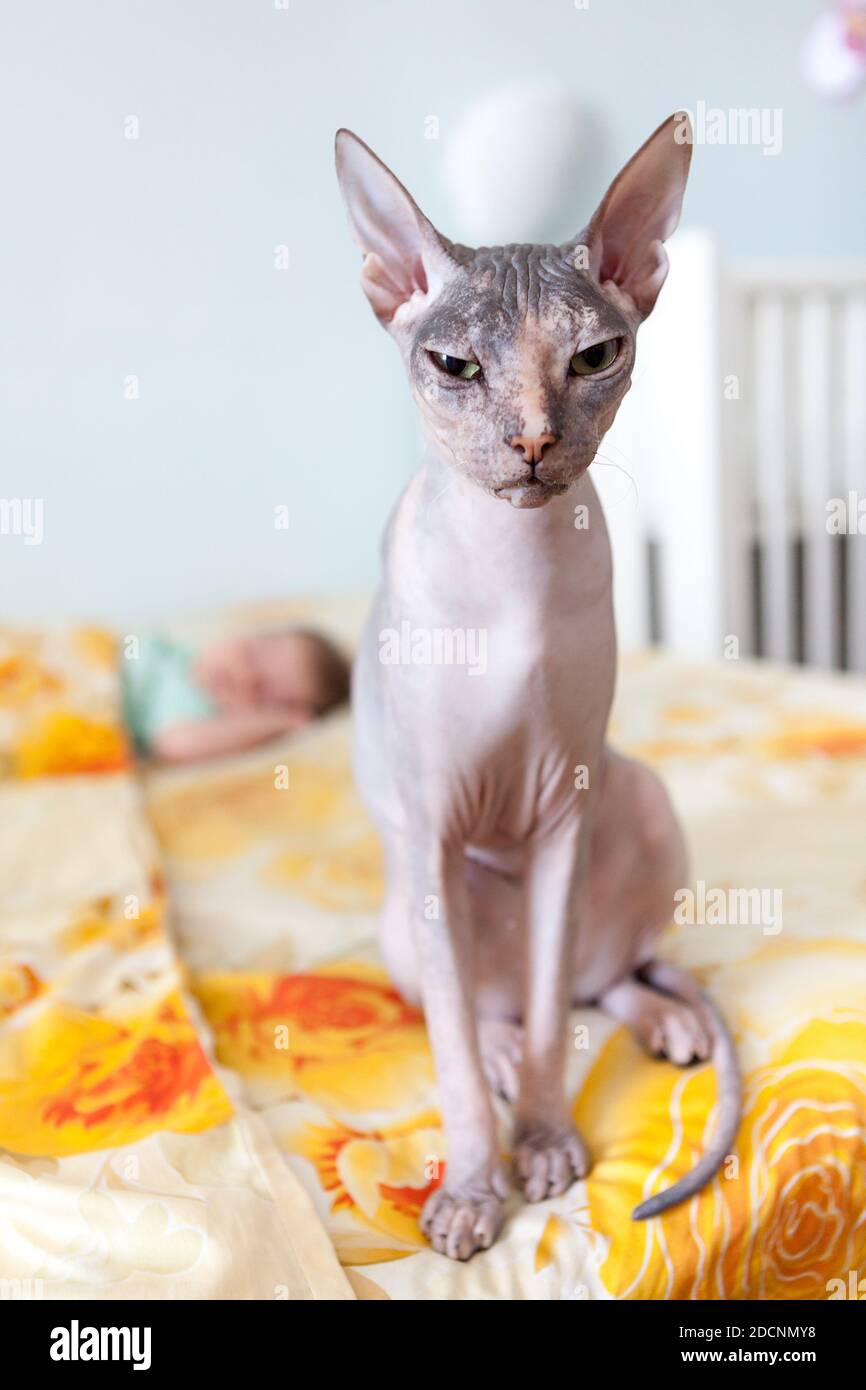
<box><xmin>597</xmin><ymin>231</ymin><xmax>866</xmax><ymax>672</ymax></box>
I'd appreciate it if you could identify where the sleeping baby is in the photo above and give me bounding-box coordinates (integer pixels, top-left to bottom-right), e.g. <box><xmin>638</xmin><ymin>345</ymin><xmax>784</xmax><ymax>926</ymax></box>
<box><xmin>122</xmin><ymin>627</ymin><xmax>351</xmax><ymax>763</ymax></box>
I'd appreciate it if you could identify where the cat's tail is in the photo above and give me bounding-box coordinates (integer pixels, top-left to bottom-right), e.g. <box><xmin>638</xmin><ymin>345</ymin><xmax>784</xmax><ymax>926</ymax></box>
<box><xmin>631</xmin><ymin>960</ymin><xmax>741</xmax><ymax>1222</ymax></box>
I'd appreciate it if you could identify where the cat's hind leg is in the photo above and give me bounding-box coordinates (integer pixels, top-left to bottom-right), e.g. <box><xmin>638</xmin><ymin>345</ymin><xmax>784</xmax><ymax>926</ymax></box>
<box><xmin>599</xmin><ymin>975</ymin><xmax>711</xmax><ymax>1065</ymax></box>
<box><xmin>600</xmin><ymin>961</ymin><xmax>741</xmax><ymax>1220</ymax></box>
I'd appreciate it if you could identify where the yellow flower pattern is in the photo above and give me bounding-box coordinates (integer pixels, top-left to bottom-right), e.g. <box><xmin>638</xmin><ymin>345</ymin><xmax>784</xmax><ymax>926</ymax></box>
<box><xmin>194</xmin><ymin>962</ymin><xmax>432</xmax><ymax>1111</ymax></box>
<box><xmin>13</xmin><ymin>710</ymin><xmax>131</xmax><ymax>777</ymax></box>
<box><xmin>576</xmin><ymin>1011</ymin><xmax>866</xmax><ymax>1299</ymax></box>
<box><xmin>6</xmin><ymin>606</ymin><xmax>866</xmax><ymax>1301</ymax></box>
<box><xmin>150</xmin><ymin>636</ymin><xmax>866</xmax><ymax>1299</ymax></box>
<box><xmin>0</xmin><ymin>617</ymin><xmax>352</xmax><ymax>1301</ymax></box>
<box><xmin>0</xmin><ymin>989</ymin><xmax>232</xmax><ymax>1157</ymax></box>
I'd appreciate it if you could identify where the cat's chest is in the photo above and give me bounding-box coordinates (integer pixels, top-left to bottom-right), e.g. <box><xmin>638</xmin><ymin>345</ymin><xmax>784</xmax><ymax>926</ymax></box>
<box><xmin>419</xmin><ymin>684</ymin><xmax>611</xmax><ymax>848</ymax></box>
<box><xmin>387</xmin><ymin>607</ymin><xmax>614</xmax><ymax>829</ymax></box>
<box><xmin>464</xmin><ymin>609</ymin><xmax>614</xmax><ymax>767</ymax></box>
<box><xmin>380</xmin><ymin>541</ymin><xmax>616</xmax><ymax>749</ymax></box>
<box><xmin>363</xmin><ymin>468</ymin><xmax>617</xmax><ymax>836</ymax></box>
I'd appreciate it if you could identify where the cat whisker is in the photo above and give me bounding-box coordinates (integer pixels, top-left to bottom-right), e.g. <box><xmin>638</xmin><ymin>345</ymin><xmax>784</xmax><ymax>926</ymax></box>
<box><xmin>429</xmin><ymin>479</ymin><xmax>456</xmax><ymax>506</ymax></box>
<box><xmin>591</xmin><ymin>451</ymin><xmax>640</xmax><ymax>505</ymax></box>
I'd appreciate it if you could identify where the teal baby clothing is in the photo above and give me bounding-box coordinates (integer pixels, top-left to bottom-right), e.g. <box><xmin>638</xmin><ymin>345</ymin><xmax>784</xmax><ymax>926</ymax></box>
<box><xmin>121</xmin><ymin>635</ymin><xmax>215</xmax><ymax>753</ymax></box>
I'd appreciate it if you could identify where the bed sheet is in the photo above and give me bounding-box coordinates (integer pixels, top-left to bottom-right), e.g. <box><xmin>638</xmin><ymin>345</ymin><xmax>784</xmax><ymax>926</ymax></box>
<box><xmin>143</xmin><ymin>598</ymin><xmax>866</xmax><ymax>1300</ymax></box>
<box><xmin>0</xmin><ymin>623</ymin><xmax>352</xmax><ymax>1300</ymax></box>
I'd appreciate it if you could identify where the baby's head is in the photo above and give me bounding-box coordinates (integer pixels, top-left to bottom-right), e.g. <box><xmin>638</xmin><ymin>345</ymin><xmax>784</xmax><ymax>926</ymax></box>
<box><xmin>197</xmin><ymin>627</ymin><xmax>351</xmax><ymax>720</ymax></box>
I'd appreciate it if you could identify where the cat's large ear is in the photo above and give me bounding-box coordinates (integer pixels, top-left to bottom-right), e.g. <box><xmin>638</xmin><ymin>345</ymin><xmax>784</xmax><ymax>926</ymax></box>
<box><xmin>335</xmin><ymin>130</ymin><xmax>456</xmax><ymax>327</ymax></box>
<box><xmin>581</xmin><ymin>112</ymin><xmax>692</xmax><ymax>319</ymax></box>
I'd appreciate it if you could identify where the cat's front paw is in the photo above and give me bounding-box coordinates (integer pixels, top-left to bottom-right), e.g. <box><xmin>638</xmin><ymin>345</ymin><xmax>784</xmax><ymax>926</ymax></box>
<box><xmin>514</xmin><ymin>1122</ymin><xmax>590</xmax><ymax>1202</ymax></box>
<box><xmin>420</xmin><ymin>1165</ymin><xmax>510</xmax><ymax>1261</ymax></box>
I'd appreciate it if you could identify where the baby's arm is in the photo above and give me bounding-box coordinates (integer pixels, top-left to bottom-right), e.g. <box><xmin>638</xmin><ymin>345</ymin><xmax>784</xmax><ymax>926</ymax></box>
<box><xmin>151</xmin><ymin>707</ymin><xmax>310</xmax><ymax>764</ymax></box>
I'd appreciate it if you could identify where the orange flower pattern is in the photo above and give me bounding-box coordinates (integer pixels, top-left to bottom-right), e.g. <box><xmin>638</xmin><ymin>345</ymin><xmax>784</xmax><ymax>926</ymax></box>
<box><xmin>13</xmin><ymin>710</ymin><xmax>131</xmax><ymax>777</ymax></box>
<box><xmin>194</xmin><ymin>964</ymin><xmax>432</xmax><ymax>1111</ymax></box>
<box><xmin>0</xmin><ymin>991</ymin><xmax>232</xmax><ymax>1156</ymax></box>
<box><xmin>8</xmin><ymin>605</ymin><xmax>859</xmax><ymax>1299</ymax></box>
<box><xmin>152</xmin><ymin>640</ymin><xmax>866</xmax><ymax>1299</ymax></box>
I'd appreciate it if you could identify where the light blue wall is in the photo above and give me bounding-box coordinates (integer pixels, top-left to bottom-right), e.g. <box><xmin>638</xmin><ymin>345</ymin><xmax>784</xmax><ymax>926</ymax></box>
<box><xmin>3</xmin><ymin>0</ymin><xmax>863</xmax><ymax>622</ymax></box>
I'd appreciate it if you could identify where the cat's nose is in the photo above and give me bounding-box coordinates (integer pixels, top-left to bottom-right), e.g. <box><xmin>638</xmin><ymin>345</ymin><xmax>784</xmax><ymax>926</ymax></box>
<box><xmin>509</xmin><ymin>433</ymin><xmax>558</xmax><ymax>467</ymax></box>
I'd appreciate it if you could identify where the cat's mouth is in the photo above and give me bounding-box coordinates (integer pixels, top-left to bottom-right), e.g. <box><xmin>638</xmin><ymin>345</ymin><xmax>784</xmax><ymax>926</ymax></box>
<box><xmin>495</xmin><ymin>477</ymin><xmax>569</xmax><ymax>509</ymax></box>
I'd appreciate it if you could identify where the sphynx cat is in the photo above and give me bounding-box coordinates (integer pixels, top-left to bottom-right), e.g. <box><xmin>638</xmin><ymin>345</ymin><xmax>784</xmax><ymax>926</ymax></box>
<box><xmin>335</xmin><ymin>113</ymin><xmax>741</xmax><ymax>1261</ymax></box>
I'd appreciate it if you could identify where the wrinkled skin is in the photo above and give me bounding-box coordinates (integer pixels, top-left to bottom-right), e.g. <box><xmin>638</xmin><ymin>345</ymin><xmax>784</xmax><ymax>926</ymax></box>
<box><xmin>405</xmin><ymin>243</ymin><xmax>637</xmax><ymax>508</ymax></box>
<box><xmin>335</xmin><ymin>113</ymin><xmax>740</xmax><ymax>1261</ymax></box>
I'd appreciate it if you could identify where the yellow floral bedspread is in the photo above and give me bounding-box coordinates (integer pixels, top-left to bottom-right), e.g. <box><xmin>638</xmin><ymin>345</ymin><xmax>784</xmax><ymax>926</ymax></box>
<box><xmin>140</xmin><ymin>599</ymin><xmax>866</xmax><ymax>1302</ymax></box>
<box><xmin>0</xmin><ymin>624</ymin><xmax>352</xmax><ymax>1300</ymax></box>
<box><xmin>6</xmin><ymin>605</ymin><xmax>866</xmax><ymax>1301</ymax></box>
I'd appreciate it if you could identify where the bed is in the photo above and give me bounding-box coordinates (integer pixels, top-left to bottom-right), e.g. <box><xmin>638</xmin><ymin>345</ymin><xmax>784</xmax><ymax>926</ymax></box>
<box><xmin>0</xmin><ymin>620</ymin><xmax>350</xmax><ymax>1300</ymax></box>
<box><xmin>3</xmin><ymin>597</ymin><xmax>866</xmax><ymax>1300</ymax></box>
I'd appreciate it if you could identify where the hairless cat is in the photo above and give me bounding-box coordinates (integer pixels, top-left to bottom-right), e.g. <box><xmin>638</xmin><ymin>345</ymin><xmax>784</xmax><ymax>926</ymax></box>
<box><xmin>335</xmin><ymin>113</ymin><xmax>741</xmax><ymax>1261</ymax></box>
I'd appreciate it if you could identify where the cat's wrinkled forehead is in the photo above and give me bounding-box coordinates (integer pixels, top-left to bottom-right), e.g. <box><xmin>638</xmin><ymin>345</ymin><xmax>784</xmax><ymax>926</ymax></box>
<box><xmin>414</xmin><ymin>241</ymin><xmax>626</xmax><ymax>352</ymax></box>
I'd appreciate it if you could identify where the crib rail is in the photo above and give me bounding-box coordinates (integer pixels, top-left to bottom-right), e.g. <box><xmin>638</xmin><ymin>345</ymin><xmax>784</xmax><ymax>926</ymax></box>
<box><xmin>598</xmin><ymin>238</ymin><xmax>866</xmax><ymax>673</ymax></box>
<box><xmin>734</xmin><ymin>266</ymin><xmax>866</xmax><ymax>671</ymax></box>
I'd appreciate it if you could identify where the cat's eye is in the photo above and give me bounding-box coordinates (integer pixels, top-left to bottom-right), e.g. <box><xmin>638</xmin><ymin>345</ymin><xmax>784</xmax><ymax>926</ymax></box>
<box><xmin>569</xmin><ymin>338</ymin><xmax>620</xmax><ymax>376</ymax></box>
<box><xmin>430</xmin><ymin>351</ymin><xmax>481</xmax><ymax>381</ymax></box>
